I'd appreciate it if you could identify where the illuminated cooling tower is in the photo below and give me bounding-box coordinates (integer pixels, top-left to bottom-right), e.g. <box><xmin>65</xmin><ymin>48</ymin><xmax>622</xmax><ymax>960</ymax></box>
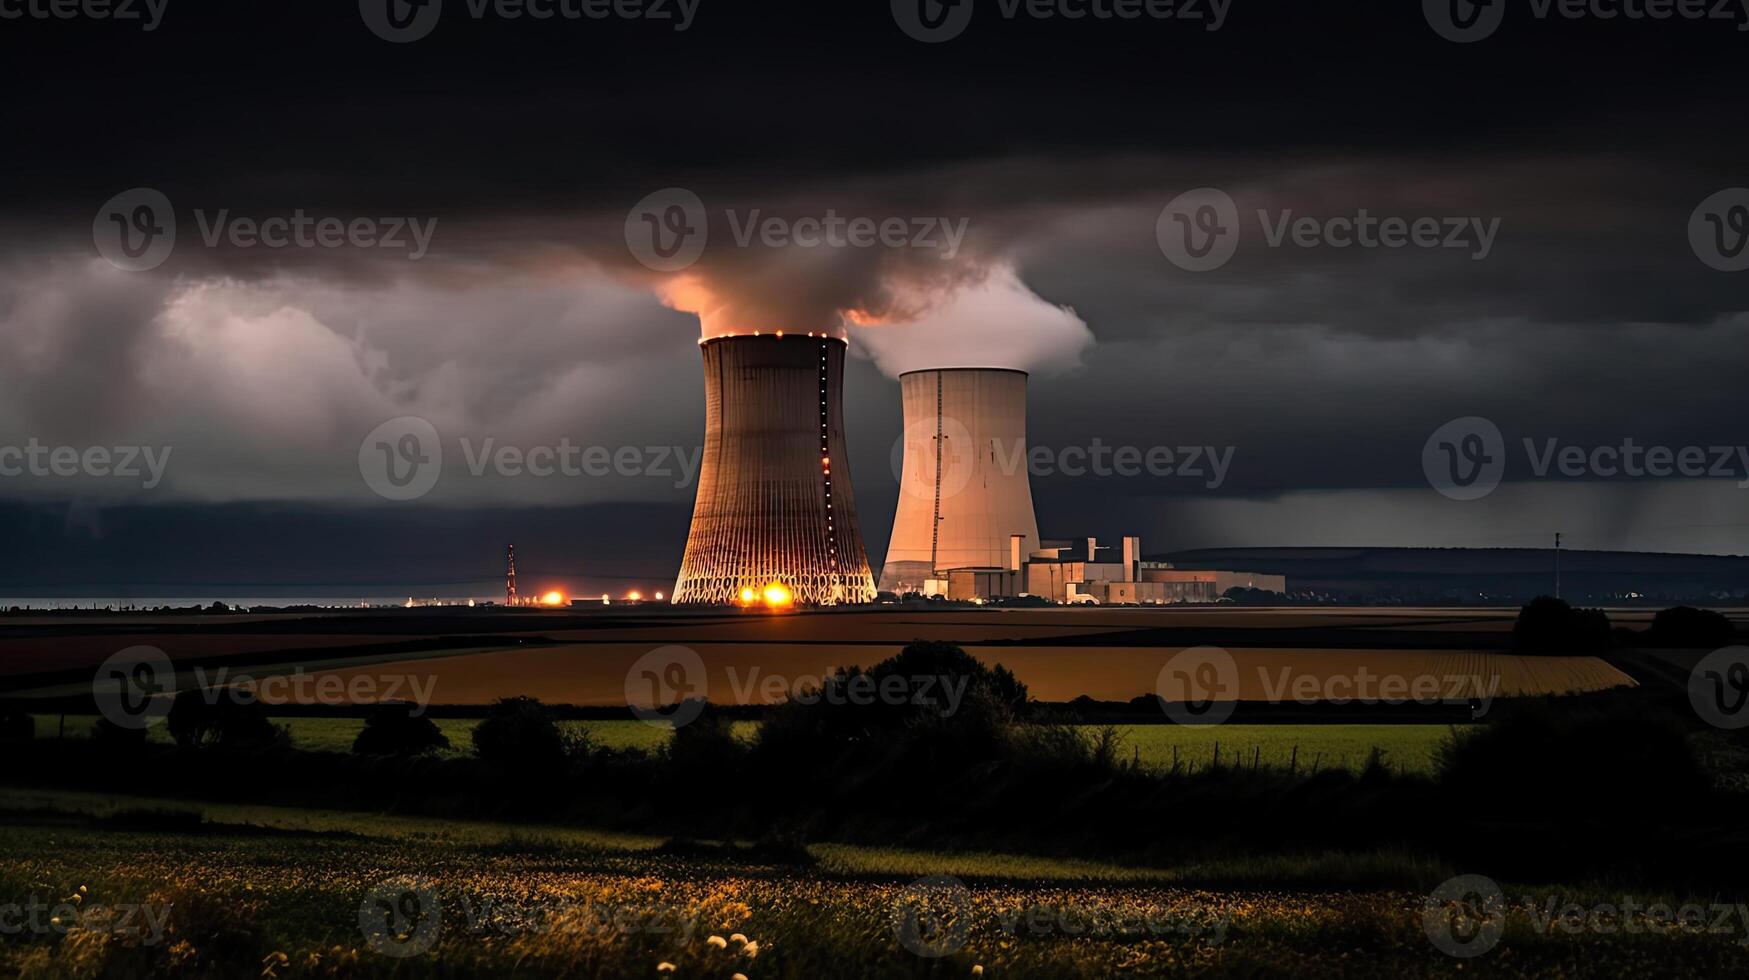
<box><xmin>672</xmin><ymin>334</ymin><xmax>878</xmax><ymax>606</ymax></box>
<box><xmin>879</xmin><ymin>368</ymin><xmax>1041</xmax><ymax>593</ymax></box>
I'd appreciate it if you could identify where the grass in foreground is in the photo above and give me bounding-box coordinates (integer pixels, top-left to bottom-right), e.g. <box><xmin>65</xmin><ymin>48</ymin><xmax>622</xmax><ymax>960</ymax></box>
<box><xmin>1</xmin><ymin>788</ymin><xmax>1745</xmax><ymax>979</ymax></box>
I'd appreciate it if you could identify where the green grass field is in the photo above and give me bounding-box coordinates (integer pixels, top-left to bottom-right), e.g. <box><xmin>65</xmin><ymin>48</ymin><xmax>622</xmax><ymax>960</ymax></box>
<box><xmin>0</xmin><ymin>787</ymin><xmax>1740</xmax><ymax>979</ymax></box>
<box><xmin>32</xmin><ymin>715</ymin><xmax>1456</xmax><ymax>774</ymax></box>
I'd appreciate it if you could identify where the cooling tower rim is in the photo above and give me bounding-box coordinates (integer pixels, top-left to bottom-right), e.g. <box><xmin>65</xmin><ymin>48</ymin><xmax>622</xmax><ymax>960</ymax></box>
<box><xmin>697</xmin><ymin>333</ymin><xmax>848</xmax><ymax>348</ymax></box>
<box><xmin>897</xmin><ymin>366</ymin><xmax>1030</xmax><ymax>378</ymax></box>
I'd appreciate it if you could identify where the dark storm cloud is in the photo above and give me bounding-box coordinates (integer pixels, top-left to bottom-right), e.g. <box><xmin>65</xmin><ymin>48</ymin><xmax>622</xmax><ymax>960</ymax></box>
<box><xmin>1</xmin><ymin>0</ymin><xmax>1747</xmax><ymax>586</ymax></box>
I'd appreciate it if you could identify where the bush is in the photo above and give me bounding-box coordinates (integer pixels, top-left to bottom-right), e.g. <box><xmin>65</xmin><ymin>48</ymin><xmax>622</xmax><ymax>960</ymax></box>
<box><xmin>470</xmin><ymin>696</ymin><xmax>575</xmax><ymax>771</ymax></box>
<box><xmin>1646</xmin><ymin>606</ymin><xmax>1737</xmax><ymax>649</ymax></box>
<box><xmin>0</xmin><ymin>710</ymin><xmax>32</xmax><ymax>741</ymax></box>
<box><xmin>92</xmin><ymin>716</ymin><xmax>150</xmax><ymax>749</ymax></box>
<box><xmin>164</xmin><ymin>690</ymin><xmax>289</xmax><ymax>752</ymax></box>
<box><xmin>1436</xmin><ymin>693</ymin><xmax>1711</xmax><ymax>821</ymax></box>
<box><xmin>749</xmin><ymin>640</ymin><xmax>1038</xmax><ymax>808</ymax></box>
<box><xmin>1512</xmin><ymin>596</ymin><xmax>1612</xmax><ymax>655</ymax></box>
<box><xmin>352</xmin><ymin>701</ymin><xmax>450</xmax><ymax>757</ymax></box>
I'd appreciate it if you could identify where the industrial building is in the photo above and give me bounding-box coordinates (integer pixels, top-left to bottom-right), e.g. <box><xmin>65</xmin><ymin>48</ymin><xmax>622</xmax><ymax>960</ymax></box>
<box><xmin>880</xmin><ymin>368</ymin><xmax>1040</xmax><ymax>593</ymax></box>
<box><xmin>671</xmin><ymin>334</ymin><xmax>878</xmax><ymax>606</ymax></box>
<box><xmin>923</xmin><ymin>535</ymin><xmax>1288</xmax><ymax>605</ymax></box>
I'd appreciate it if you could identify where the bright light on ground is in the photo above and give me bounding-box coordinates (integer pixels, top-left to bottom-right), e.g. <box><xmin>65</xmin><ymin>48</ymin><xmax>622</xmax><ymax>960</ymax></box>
<box><xmin>762</xmin><ymin>580</ymin><xmax>793</xmax><ymax>609</ymax></box>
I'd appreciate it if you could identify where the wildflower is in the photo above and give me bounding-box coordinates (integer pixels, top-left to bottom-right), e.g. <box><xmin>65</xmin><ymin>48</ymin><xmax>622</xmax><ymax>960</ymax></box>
<box><xmin>973</xmin><ymin>967</ymin><xmax>984</xmax><ymax>976</ymax></box>
<box><xmin>733</xmin><ymin>974</ymin><xmax>749</xmax><ymax>980</ymax></box>
<box><xmin>730</xmin><ymin>933</ymin><xmax>748</xmax><ymax>944</ymax></box>
<box><xmin>707</xmin><ymin>935</ymin><xmax>728</xmax><ymax>949</ymax></box>
<box><xmin>743</xmin><ymin>940</ymin><xmax>760</xmax><ymax>958</ymax></box>
<box><xmin>657</xmin><ymin>963</ymin><xmax>677</xmax><ymax>974</ymax></box>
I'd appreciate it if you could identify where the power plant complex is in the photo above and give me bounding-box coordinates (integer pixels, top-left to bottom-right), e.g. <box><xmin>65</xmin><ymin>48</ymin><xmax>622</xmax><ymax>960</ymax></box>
<box><xmin>671</xmin><ymin>336</ymin><xmax>1280</xmax><ymax>607</ymax></box>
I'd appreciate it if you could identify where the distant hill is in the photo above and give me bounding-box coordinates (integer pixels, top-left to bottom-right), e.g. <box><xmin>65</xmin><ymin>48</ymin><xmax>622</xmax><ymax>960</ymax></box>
<box><xmin>1158</xmin><ymin>547</ymin><xmax>1749</xmax><ymax>603</ymax></box>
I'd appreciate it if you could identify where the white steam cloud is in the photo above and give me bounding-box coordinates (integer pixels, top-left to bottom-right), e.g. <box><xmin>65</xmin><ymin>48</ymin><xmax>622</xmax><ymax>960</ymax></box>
<box><xmin>849</xmin><ymin>264</ymin><xmax>1093</xmax><ymax>377</ymax></box>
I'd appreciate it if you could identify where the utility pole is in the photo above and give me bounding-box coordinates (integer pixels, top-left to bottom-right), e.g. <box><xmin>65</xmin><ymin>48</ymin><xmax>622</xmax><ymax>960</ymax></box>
<box><xmin>1554</xmin><ymin>532</ymin><xmax>1562</xmax><ymax>600</ymax></box>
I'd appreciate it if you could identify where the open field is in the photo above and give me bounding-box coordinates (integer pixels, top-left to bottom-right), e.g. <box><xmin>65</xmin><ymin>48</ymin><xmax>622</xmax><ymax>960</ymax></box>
<box><xmin>1</xmin><ymin>607</ymin><xmax>1645</xmax><ymax>705</ymax></box>
<box><xmin>1</xmin><ymin>788</ymin><xmax>1742</xmax><ymax>979</ymax></box>
<box><xmin>30</xmin><ymin>715</ymin><xmax>1459</xmax><ymax>774</ymax></box>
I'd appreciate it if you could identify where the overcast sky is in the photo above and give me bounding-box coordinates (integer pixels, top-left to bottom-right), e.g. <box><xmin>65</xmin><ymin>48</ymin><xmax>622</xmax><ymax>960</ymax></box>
<box><xmin>1</xmin><ymin>2</ymin><xmax>1747</xmax><ymax>597</ymax></box>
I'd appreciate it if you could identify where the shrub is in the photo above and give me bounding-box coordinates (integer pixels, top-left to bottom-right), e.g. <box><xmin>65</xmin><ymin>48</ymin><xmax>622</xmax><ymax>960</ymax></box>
<box><xmin>92</xmin><ymin>716</ymin><xmax>150</xmax><ymax>749</ymax></box>
<box><xmin>164</xmin><ymin>690</ymin><xmax>288</xmax><ymax>752</ymax></box>
<box><xmin>1646</xmin><ymin>606</ymin><xmax>1737</xmax><ymax>649</ymax></box>
<box><xmin>0</xmin><ymin>710</ymin><xmax>32</xmax><ymax>741</ymax></box>
<box><xmin>1437</xmin><ymin>694</ymin><xmax>1709</xmax><ymax>807</ymax></box>
<box><xmin>1512</xmin><ymin>596</ymin><xmax>1612</xmax><ymax>655</ymax></box>
<box><xmin>471</xmin><ymin>696</ymin><xmax>573</xmax><ymax>771</ymax></box>
<box><xmin>352</xmin><ymin>701</ymin><xmax>450</xmax><ymax>757</ymax></box>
